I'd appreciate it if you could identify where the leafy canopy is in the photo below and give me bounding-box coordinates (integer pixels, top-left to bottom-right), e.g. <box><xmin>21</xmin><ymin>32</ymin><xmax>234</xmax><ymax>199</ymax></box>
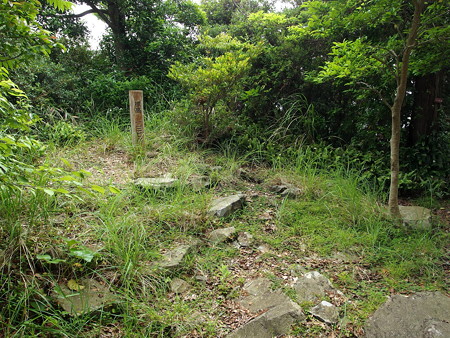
<box><xmin>0</xmin><ymin>0</ymin><xmax>70</xmax><ymax>69</ymax></box>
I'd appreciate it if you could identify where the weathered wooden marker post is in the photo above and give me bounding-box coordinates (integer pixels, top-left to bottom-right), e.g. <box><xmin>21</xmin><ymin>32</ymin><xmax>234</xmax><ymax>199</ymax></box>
<box><xmin>129</xmin><ymin>90</ymin><xmax>145</xmax><ymax>146</ymax></box>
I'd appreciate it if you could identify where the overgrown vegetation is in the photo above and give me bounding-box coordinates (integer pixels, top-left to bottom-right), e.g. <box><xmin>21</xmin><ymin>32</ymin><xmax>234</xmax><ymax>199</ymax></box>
<box><xmin>1</xmin><ymin>0</ymin><xmax>449</xmax><ymax>336</ymax></box>
<box><xmin>1</xmin><ymin>117</ymin><xmax>447</xmax><ymax>335</ymax></box>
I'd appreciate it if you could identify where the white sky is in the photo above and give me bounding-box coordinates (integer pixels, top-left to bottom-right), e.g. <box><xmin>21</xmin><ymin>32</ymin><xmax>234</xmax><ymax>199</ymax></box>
<box><xmin>73</xmin><ymin>4</ymin><xmax>108</xmax><ymax>49</ymax></box>
<box><xmin>73</xmin><ymin>1</ymin><xmax>291</xmax><ymax>49</ymax></box>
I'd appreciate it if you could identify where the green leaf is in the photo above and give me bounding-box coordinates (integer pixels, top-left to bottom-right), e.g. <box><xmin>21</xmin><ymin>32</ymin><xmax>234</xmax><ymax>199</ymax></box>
<box><xmin>54</xmin><ymin>188</ymin><xmax>69</xmax><ymax>194</ymax></box>
<box><xmin>45</xmin><ymin>0</ymin><xmax>73</xmax><ymax>12</ymax></box>
<box><xmin>76</xmin><ymin>186</ymin><xmax>94</xmax><ymax>195</ymax></box>
<box><xmin>42</xmin><ymin>188</ymin><xmax>55</xmax><ymax>196</ymax></box>
<box><xmin>36</xmin><ymin>254</ymin><xmax>66</xmax><ymax>264</ymax></box>
<box><xmin>36</xmin><ymin>254</ymin><xmax>52</xmax><ymax>260</ymax></box>
<box><xmin>60</xmin><ymin>158</ymin><xmax>73</xmax><ymax>168</ymax></box>
<box><xmin>69</xmin><ymin>247</ymin><xmax>95</xmax><ymax>262</ymax></box>
<box><xmin>72</xmin><ymin>170</ymin><xmax>91</xmax><ymax>179</ymax></box>
<box><xmin>58</xmin><ymin>175</ymin><xmax>76</xmax><ymax>181</ymax></box>
<box><xmin>67</xmin><ymin>279</ymin><xmax>85</xmax><ymax>291</ymax></box>
<box><xmin>64</xmin><ymin>238</ymin><xmax>79</xmax><ymax>248</ymax></box>
<box><xmin>108</xmin><ymin>186</ymin><xmax>121</xmax><ymax>194</ymax></box>
<box><xmin>91</xmin><ymin>185</ymin><xmax>106</xmax><ymax>194</ymax></box>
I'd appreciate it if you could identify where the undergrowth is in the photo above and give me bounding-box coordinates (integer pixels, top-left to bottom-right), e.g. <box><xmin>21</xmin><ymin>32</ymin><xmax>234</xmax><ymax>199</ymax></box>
<box><xmin>0</xmin><ymin>117</ymin><xmax>448</xmax><ymax>337</ymax></box>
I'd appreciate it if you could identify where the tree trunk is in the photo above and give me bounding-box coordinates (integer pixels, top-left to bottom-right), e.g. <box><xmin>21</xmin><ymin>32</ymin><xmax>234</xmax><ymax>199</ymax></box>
<box><xmin>408</xmin><ymin>71</ymin><xmax>443</xmax><ymax>146</ymax></box>
<box><xmin>105</xmin><ymin>0</ymin><xmax>127</xmax><ymax>68</ymax></box>
<box><xmin>388</xmin><ymin>0</ymin><xmax>424</xmax><ymax>219</ymax></box>
<box><xmin>80</xmin><ymin>0</ymin><xmax>128</xmax><ymax>69</ymax></box>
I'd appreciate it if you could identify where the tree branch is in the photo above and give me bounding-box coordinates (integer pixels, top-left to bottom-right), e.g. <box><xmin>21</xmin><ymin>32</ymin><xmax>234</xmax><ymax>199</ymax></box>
<box><xmin>78</xmin><ymin>0</ymin><xmax>112</xmax><ymax>27</ymax></box>
<box><xmin>0</xmin><ymin>52</ymin><xmax>24</xmax><ymax>62</ymax></box>
<box><xmin>356</xmin><ymin>81</ymin><xmax>392</xmax><ymax>110</ymax></box>
<box><xmin>369</xmin><ymin>51</ymin><xmax>397</xmax><ymax>80</ymax></box>
<box><xmin>69</xmin><ymin>8</ymin><xmax>101</xmax><ymax>18</ymax></box>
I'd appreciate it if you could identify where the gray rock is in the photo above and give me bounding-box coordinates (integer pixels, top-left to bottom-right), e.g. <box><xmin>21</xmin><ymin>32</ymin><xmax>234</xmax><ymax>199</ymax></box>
<box><xmin>189</xmin><ymin>175</ymin><xmax>211</xmax><ymax>190</ymax></box>
<box><xmin>240</xmin><ymin>290</ymin><xmax>290</xmax><ymax>313</ymax></box>
<box><xmin>208</xmin><ymin>227</ymin><xmax>237</xmax><ymax>243</ymax></box>
<box><xmin>399</xmin><ymin>205</ymin><xmax>432</xmax><ymax>229</ymax></box>
<box><xmin>239</xmin><ymin>278</ymin><xmax>296</xmax><ymax>313</ymax></box>
<box><xmin>228</xmin><ymin>277</ymin><xmax>306</xmax><ymax>337</ymax></box>
<box><xmin>52</xmin><ymin>279</ymin><xmax>116</xmax><ymax>316</ymax></box>
<box><xmin>290</xmin><ymin>264</ymin><xmax>308</xmax><ymax>276</ymax></box>
<box><xmin>365</xmin><ymin>292</ymin><xmax>450</xmax><ymax>338</ymax></box>
<box><xmin>310</xmin><ymin>300</ymin><xmax>340</xmax><ymax>324</ymax></box>
<box><xmin>263</xmin><ymin>301</ymin><xmax>305</xmax><ymax>332</ymax></box>
<box><xmin>293</xmin><ymin>271</ymin><xmax>341</xmax><ymax>304</ymax></box>
<box><xmin>331</xmin><ymin>251</ymin><xmax>359</xmax><ymax>262</ymax></box>
<box><xmin>170</xmin><ymin>278</ymin><xmax>191</xmax><ymax>294</ymax></box>
<box><xmin>238</xmin><ymin>168</ymin><xmax>262</xmax><ymax>183</ymax></box>
<box><xmin>237</xmin><ymin>232</ymin><xmax>254</xmax><ymax>247</ymax></box>
<box><xmin>423</xmin><ymin>319</ymin><xmax>450</xmax><ymax>338</ymax></box>
<box><xmin>135</xmin><ymin>177</ymin><xmax>178</xmax><ymax>189</ymax></box>
<box><xmin>257</xmin><ymin>244</ymin><xmax>271</xmax><ymax>254</ymax></box>
<box><xmin>227</xmin><ymin>300</ymin><xmax>305</xmax><ymax>338</ymax></box>
<box><xmin>195</xmin><ymin>274</ymin><xmax>208</xmax><ymax>283</ymax></box>
<box><xmin>270</xmin><ymin>184</ymin><xmax>303</xmax><ymax>198</ymax></box>
<box><xmin>242</xmin><ymin>278</ymin><xmax>272</xmax><ymax>296</ymax></box>
<box><xmin>208</xmin><ymin>194</ymin><xmax>245</xmax><ymax>217</ymax></box>
<box><xmin>281</xmin><ymin>187</ymin><xmax>303</xmax><ymax>198</ymax></box>
<box><xmin>159</xmin><ymin>240</ymin><xmax>200</xmax><ymax>269</ymax></box>
<box><xmin>270</xmin><ymin>185</ymin><xmax>288</xmax><ymax>194</ymax></box>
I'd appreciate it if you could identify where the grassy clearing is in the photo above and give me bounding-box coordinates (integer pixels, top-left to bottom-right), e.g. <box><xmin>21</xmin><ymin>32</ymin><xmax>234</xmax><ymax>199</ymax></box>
<box><xmin>0</xmin><ymin>118</ymin><xmax>448</xmax><ymax>337</ymax></box>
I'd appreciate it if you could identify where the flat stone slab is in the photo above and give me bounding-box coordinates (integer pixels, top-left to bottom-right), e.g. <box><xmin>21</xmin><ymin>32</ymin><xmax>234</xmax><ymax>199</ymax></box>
<box><xmin>159</xmin><ymin>240</ymin><xmax>200</xmax><ymax>269</ymax></box>
<box><xmin>170</xmin><ymin>278</ymin><xmax>191</xmax><ymax>294</ymax></box>
<box><xmin>310</xmin><ymin>300</ymin><xmax>340</xmax><ymax>324</ymax></box>
<box><xmin>240</xmin><ymin>289</ymin><xmax>291</xmax><ymax>313</ymax></box>
<box><xmin>188</xmin><ymin>175</ymin><xmax>211</xmax><ymax>190</ymax></box>
<box><xmin>237</xmin><ymin>232</ymin><xmax>254</xmax><ymax>247</ymax></box>
<box><xmin>208</xmin><ymin>194</ymin><xmax>245</xmax><ymax>217</ymax></box>
<box><xmin>257</xmin><ymin>244</ymin><xmax>271</xmax><ymax>254</ymax></box>
<box><xmin>242</xmin><ymin>278</ymin><xmax>272</xmax><ymax>296</ymax></box>
<box><xmin>238</xmin><ymin>168</ymin><xmax>262</xmax><ymax>183</ymax></box>
<box><xmin>238</xmin><ymin>278</ymin><xmax>288</xmax><ymax>312</ymax></box>
<box><xmin>364</xmin><ymin>292</ymin><xmax>450</xmax><ymax>338</ymax></box>
<box><xmin>423</xmin><ymin>319</ymin><xmax>450</xmax><ymax>338</ymax></box>
<box><xmin>135</xmin><ymin>177</ymin><xmax>178</xmax><ymax>189</ymax></box>
<box><xmin>228</xmin><ymin>278</ymin><xmax>306</xmax><ymax>337</ymax></box>
<box><xmin>399</xmin><ymin>205</ymin><xmax>432</xmax><ymax>228</ymax></box>
<box><xmin>52</xmin><ymin>278</ymin><xmax>116</xmax><ymax>316</ymax></box>
<box><xmin>227</xmin><ymin>300</ymin><xmax>305</xmax><ymax>338</ymax></box>
<box><xmin>238</xmin><ymin>277</ymin><xmax>303</xmax><ymax>314</ymax></box>
<box><xmin>292</xmin><ymin>271</ymin><xmax>342</xmax><ymax>304</ymax></box>
<box><xmin>270</xmin><ymin>184</ymin><xmax>303</xmax><ymax>198</ymax></box>
<box><xmin>208</xmin><ymin>227</ymin><xmax>237</xmax><ymax>243</ymax></box>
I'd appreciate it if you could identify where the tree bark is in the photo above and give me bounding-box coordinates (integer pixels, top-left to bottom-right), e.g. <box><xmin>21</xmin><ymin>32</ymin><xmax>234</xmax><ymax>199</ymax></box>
<box><xmin>105</xmin><ymin>0</ymin><xmax>127</xmax><ymax>67</ymax></box>
<box><xmin>408</xmin><ymin>71</ymin><xmax>443</xmax><ymax>146</ymax></box>
<box><xmin>388</xmin><ymin>0</ymin><xmax>424</xmax><ymax>218</ymax></box>
<box><xmin>78</xmin><ymin>0</ymin><xmax>128</xmax><ymax>69</ymax></box>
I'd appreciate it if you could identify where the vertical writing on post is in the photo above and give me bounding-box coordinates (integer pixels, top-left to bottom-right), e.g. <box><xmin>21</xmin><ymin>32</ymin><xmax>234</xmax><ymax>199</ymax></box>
<box><xmin>129</xmin><ymin>90</ymin><xmax>145</xmax><ymax>145</ymax></box>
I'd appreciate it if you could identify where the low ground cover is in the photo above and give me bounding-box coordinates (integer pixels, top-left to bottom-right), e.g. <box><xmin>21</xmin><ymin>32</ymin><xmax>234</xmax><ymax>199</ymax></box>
<box><xmin>0</xmin><ymin>119</ymin><xmax>448</xmax><ymax>337</ymax></box>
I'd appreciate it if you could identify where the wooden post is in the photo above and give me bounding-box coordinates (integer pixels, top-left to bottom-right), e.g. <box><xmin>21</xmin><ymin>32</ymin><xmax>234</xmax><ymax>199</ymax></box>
<box><xmin>129</xmin><ymin>90</ymin><xmax>145</xmax><ymax>145</ymax></box>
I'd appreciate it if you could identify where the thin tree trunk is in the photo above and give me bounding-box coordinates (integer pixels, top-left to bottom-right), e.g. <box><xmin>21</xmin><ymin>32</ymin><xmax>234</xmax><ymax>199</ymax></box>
<box><xmin>388</xmin><ymin>0</ymin><xmax>425</xmax><ymax>218</ymax></box>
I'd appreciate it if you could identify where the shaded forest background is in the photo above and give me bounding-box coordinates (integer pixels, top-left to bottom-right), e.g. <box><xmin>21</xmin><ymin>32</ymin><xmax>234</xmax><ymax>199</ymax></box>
<box><xmin>1</xmin><ymin>0</ymin><xmax>449</xmax><ymax>336</ymax></box>
<box><xmin>3</xmin><ymin>0</ymin><xmax>450</xmax><ymax>198</ymax></box>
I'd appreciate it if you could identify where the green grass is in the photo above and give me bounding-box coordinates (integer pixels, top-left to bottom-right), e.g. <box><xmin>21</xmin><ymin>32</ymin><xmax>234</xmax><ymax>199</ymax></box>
<box><xmin>0</xmin><ymin>117</ymin><xmax>448</xmax><ymax>337</ymax></box>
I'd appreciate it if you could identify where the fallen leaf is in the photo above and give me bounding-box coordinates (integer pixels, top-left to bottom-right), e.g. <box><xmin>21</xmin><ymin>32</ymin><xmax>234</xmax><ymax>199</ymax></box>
<box><xmin>67</xmin><ymin>279</ymin><xmax>85</xmax><ymax>291</ymax></box>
